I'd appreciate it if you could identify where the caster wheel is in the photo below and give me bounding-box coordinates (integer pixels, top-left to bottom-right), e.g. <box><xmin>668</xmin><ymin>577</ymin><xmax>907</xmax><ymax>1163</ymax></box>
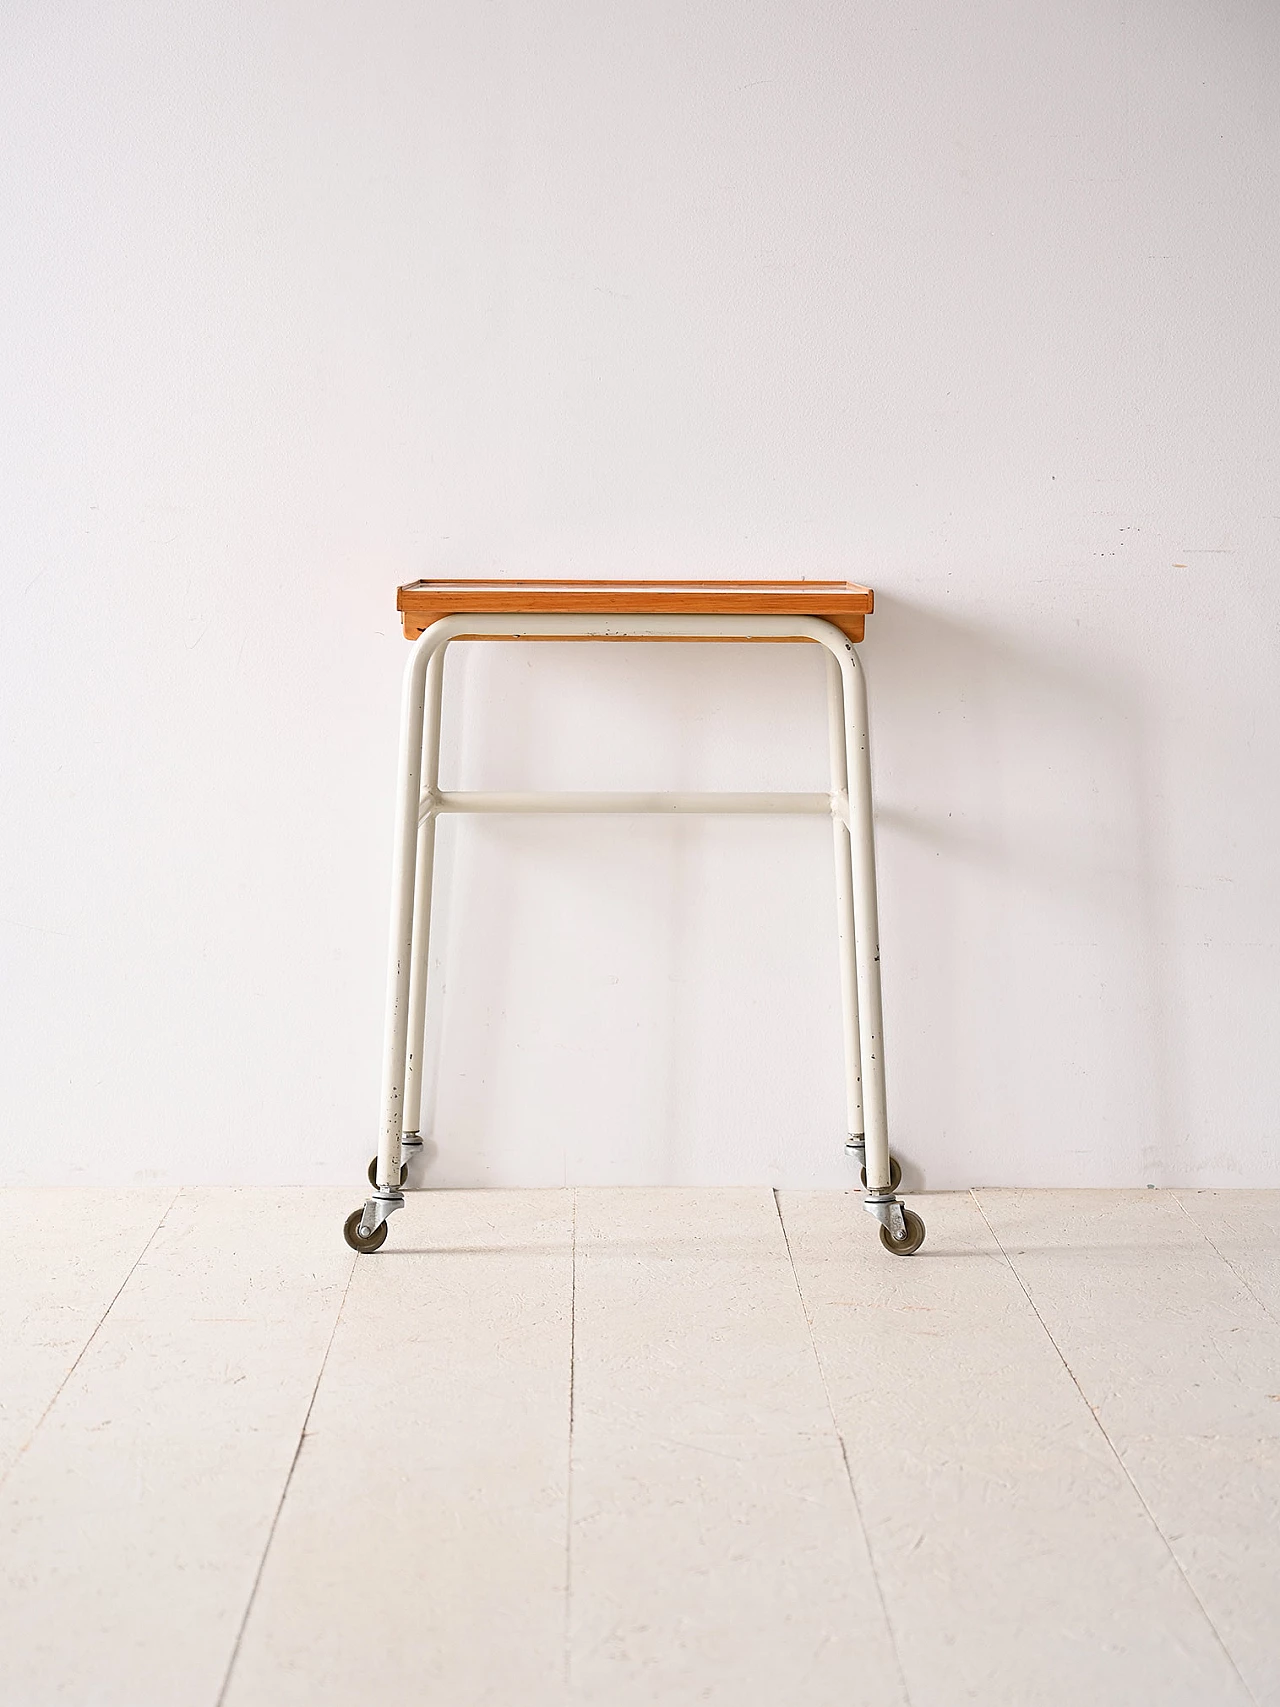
<box><xmin>879</xmin><ymin>1208</ymin><xmax>926</xmax><ymax>1257</ymax></box>
<box><xmin>861</xmin><ymin>1156</ymin><xmax>903</xmax><ymax>1192</ymax></box>
<box><xmin>368</xmin><ymin>1158</ymin><xmax>409</xmax><ymax>1189</ymax></box>
<box><xmin>344</xmin><ymin>1208</ymin><xmax>388</xmax><ymax>1254</ymax></box>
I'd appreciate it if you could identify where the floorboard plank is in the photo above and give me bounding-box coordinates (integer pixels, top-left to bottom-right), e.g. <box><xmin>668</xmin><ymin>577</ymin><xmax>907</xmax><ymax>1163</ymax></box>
<box><xmin>0</xmin><ymin>1188</ymin><xmax>354</xmax><ymax>1707</ymax></box>
<box><xmin>222</xmin><ymin>1189</ymin><xmax>575</xmax><ymax>1707</ymax></box>
<box><xmin>0</xmin><ymin>1187</ymin><xmax>174</xmax><ymax>1481</ymax></box>
<box><xmin>978</xmin><ymin>1188</ymin><xmax>1280</xmax><ymax>1707</ymax></box>
<box><xmin>567</xmin><ymin>1187</ymin><xmax>905</xmax><ymax>1707</ymax></box>
<box><xmin>1176</xmin><ymin>1187</ymin><xmax>1280</xmax><ymax>1323</ymax></box>
<box><xmin>780</xmin><ymin>1189</ymin><xmax>1251</xmax><ymax>1707</ymax></box>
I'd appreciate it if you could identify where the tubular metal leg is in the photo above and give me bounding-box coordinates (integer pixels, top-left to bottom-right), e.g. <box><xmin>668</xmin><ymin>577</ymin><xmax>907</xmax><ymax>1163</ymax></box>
<box><xmin>400</xmin><ymin>644</ymin><xmax>447</xmax><ymax>1165</ymax></box>
<box><xmin>825</xmin><ymin>652</ymin><xmax>864</xmax><ymax>1162</ymax></box>
<box><xmin>354</xmin><ymin>628</ymin><xmax>450</xmax><ymax>1241</ymax></box>
<box><xmin>833</xmin><ymin>642</ymin><xmax>906</xmax><ymax>1238</ymax></box>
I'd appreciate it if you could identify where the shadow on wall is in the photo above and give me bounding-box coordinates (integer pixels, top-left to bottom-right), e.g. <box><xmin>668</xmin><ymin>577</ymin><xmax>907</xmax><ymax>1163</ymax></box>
<box><xmin>867</xmin><ymin>593</ymin><xmax>1181</xmax><ymax>1189</ymax></box>
<box><xmin>400</xmin><ymin>607</ymin><xmax>1184</xmax><ymax>1192</ymax></box>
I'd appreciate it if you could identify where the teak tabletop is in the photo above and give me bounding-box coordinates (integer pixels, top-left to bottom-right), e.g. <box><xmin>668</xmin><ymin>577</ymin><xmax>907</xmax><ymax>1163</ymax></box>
<box><xmin>396</xmin><ymin>579</ymin><xmax>874</xmax><ymax>644</ymax></box>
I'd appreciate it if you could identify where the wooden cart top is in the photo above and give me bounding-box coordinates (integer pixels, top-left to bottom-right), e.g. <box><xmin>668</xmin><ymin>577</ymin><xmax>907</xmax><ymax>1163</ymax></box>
<box><xmin>396</xmin><ymin>579</ymin><xmax>874</xmax><ymax>644</ymax></box>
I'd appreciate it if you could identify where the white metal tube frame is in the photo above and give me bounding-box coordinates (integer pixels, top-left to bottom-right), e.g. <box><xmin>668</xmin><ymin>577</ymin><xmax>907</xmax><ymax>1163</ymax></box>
<box><xmin>352</xmin><ymin>611</ymin><xmax>919</xmax><ymax>1253</ymax></box>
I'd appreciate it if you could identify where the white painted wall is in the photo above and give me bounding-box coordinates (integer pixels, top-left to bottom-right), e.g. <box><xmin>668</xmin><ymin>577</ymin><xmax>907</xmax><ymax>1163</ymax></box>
<box><xmin>3</xmin><ymin>1</ymin><xmax>1278</xmax><ymax>1189</ymax></box>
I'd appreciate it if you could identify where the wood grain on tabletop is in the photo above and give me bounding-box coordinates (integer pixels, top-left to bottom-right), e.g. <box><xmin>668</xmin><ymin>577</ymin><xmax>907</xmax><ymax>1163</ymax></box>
<box><xmin>395</xmin><ymin>577</ymin><xmax>873</xmax><ymax>643</ymax></box>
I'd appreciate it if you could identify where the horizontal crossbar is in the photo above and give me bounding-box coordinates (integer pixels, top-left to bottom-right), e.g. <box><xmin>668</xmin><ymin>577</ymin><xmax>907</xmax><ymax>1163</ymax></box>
<box><xmin>421</xmin><ymin>789</ymin><xmax>847</xmax><ymax>820</ymax></box>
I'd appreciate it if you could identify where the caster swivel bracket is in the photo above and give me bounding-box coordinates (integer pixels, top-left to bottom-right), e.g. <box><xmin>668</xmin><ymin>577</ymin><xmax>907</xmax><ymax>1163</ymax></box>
<box><xmin>863</xmin><ymin>1193</ymin><xmax>908</xmax><ymax>1242</ymax></box>
<box><xmin>358</xmin><ymin>1191</ymin><xmax>405</xmax><ymax>1239</ymax></box>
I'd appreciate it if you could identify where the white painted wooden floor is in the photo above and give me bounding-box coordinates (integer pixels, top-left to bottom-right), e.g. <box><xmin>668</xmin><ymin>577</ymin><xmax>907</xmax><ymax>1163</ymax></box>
<box><xmin>2</xmin><ymin>1189</ymin><xmax>1278</xmax><ymax>1707</ymax></box>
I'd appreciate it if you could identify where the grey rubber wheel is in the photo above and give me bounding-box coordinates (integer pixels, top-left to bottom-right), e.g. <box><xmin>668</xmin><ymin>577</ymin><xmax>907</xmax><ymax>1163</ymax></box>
<box><xmin>344</xmin><ymin>1208</ymin><xmax>388</xmax><ymax>1254</ymax></box>
<box><xmin>861</xmin><ymin>1156</ymin><xmax>903</xmax><ymax>1192</ymax></box>
<box><xmin>368</xmin><ymin>1158</ymin><xmax>409</xmax><ymax>1189</ymax></box>
<box><xmin>879</xmin><ymin>1208</ymin><xmax>926</xmax><ymax>1257</ymax></box>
